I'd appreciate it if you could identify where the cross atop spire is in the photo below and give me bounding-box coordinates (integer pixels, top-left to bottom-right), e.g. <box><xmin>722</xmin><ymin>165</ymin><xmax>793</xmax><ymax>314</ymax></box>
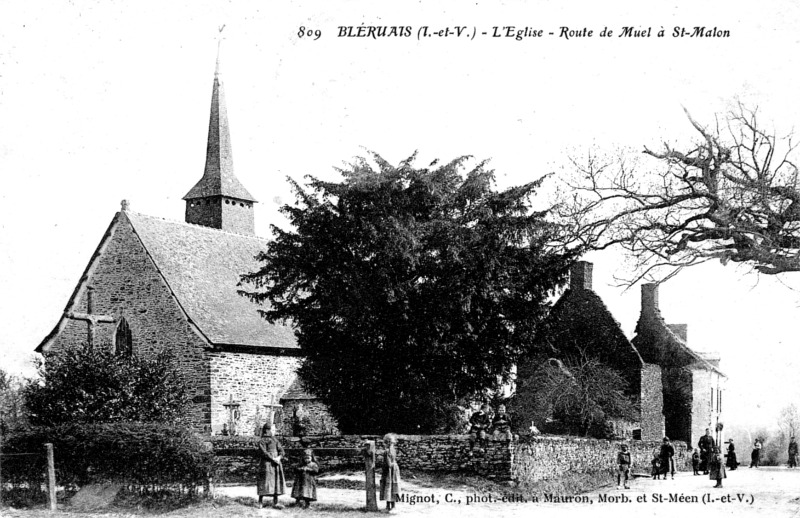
<box><xmin>183</xmin><ymin>27</ymin><xmax>256</xmax><ymax>204</ymax></box>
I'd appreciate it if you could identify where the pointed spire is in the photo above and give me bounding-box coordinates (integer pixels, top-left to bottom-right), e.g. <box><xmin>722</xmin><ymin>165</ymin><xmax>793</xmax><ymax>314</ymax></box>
<box><xmin>183</xmin><ymin>27</ymin><xmax>256</xmax><ymax>203</ymax></box>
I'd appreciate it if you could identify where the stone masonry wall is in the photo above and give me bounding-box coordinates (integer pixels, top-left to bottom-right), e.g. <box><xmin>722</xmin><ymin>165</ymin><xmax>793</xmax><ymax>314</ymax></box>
<box><xmin>212</xmin><ymin>434</ymin><xmax>512</xmax><ymax>483</ymax></box>
<box><xmin>279</xmin><ymin>400</ymin><xmax>340</xmax><ymax>436</ymax></box>
<box><xmin>212</xmin><ymin>434</ymin><xmax>688</xmax><ymax>485</ymax></box>
<box><xmin>640</xmin><ymin>363</ymin><xmax>665</xmax><ymax>441</ymax></box>
<box><xmin>46</xmin><ymin>214</ymin><xmax>212</xmax><ymax>428</ymax></box>
<box><xmin>512</xmin><ymin>435</ymin><xmax>689</xmax><ymax>486</ymax></box>
<box><xmin>209</xmin><ymin>352</ymin><xmax>301</xmax><ymax>436</ymax></box>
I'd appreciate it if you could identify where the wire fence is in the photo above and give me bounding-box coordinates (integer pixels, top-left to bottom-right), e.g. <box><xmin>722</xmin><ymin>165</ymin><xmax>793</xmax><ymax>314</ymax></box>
<box><xmin>0</xmin><ymin>437</ymin><xmax>57</xmax><ymax>511</ymax></box>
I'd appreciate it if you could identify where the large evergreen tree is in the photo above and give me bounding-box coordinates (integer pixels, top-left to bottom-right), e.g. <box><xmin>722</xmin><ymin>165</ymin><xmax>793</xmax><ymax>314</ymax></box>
<box><xmin>242</xmin><ymin>153</ymin><xmax>576</xmax><ymax>433</ymax></box>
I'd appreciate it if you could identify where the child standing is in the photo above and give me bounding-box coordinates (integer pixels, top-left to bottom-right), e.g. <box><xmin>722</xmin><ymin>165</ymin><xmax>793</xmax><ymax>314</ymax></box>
<box><xmin>692</xmin><ymin>448</ymin><xmax>701</xmax><ymax>475</ymax></box>
<box><xmin>291</xmin><ymin>449</ymin><xmax>319</xmax><ymax>509</ymax></box>
<box><xmin>380</xmin><ymin>433</ymin><xmax>401</xmax><ymax>511</ymax></box>
<box><xmin>616</xmin><ymin>444</ymin><xmax>631</xmax><ymax>489</ymax></box>
<box><xmin>651</xmin><ymin>450</ymin><xmax>662</xmax><ymax>480</ymax></box>
<box><xmin>710</xmin><ymin>446</ymin><xmax>726</xmax><ymax>488</ymax></box>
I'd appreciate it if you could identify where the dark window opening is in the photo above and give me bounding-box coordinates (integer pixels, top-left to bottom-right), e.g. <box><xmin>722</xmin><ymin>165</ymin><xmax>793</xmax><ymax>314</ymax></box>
<box><xmin>115</xmin><ymin>317</ymin><xmax>133</xmax><ymax>357</ymax></box>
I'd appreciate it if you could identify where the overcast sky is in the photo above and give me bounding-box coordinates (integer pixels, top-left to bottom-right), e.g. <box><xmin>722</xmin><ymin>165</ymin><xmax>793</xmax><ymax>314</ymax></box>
<box><xmin>3</xmin><ymin>0</ymin><xmax>800</xmax><ymax>430</ymax></box>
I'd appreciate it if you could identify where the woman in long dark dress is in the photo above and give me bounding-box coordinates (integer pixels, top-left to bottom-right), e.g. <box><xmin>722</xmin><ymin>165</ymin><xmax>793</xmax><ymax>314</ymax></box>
<box><xmin>726</xmin><ymin>439</ymin><xmax>737</xmax><ymax>470</ymax></box>
<box><xmin>257</xmin><ymin>424</ymin><xmax>286</xmax><ymax>509</ymax></box>
<box><xmin>380</xmin><ymin>433</ymin><xmax>401</xmax><ymax>511</ymax></box>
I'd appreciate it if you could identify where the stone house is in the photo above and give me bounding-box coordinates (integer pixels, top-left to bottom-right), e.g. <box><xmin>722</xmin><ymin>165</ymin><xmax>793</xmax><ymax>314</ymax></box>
<box><xmin>515</xmin><ymin>261</ymin><xmax>665</xmax><ymax>440</ymax></box>
<box><xmin>36</xmin><ymin>55</ymin><xmax>336</xmax><ymax>436</ymax></box>
<box><xmin>632</xmin><ymin>284</ymin><xmax>726</xmax><ymax>447</ymax></box>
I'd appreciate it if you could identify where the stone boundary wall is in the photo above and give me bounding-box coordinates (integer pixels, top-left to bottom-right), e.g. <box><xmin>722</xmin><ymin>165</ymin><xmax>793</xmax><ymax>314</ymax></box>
<box><xmin>211</xmin><ymin>434</ymin><xmax>511</xmax><ymax>483</ymax></box>
<box><xmin>512</xmin><ymin>435</ymin><xmax>689</xmax><ymax>486</ymax></box>
<box><xmin>211</xmin><ymin>434</ymin><xmax>688</xmax><ymax>485</ymax></box>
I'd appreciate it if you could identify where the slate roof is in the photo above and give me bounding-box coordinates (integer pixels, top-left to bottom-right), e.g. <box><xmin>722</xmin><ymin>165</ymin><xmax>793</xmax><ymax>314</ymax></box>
<box><xmin>183</xmin><ymin>63</ymin><xmax>256</xmax><ymax>202</ymax></box>
<box><xmin>632</xmin><ymin>285</ymin><xmax>724</xmax><ymax>376</ymax></box>
<box><xmin>125</xmin><ymin>211</ymin><xmax>296</xmax><ymax>349</ymax></box>
<box><xmin>280</xmin><ymin>378</ymin><xmax>317</xmax><ymax>401</ymax></box>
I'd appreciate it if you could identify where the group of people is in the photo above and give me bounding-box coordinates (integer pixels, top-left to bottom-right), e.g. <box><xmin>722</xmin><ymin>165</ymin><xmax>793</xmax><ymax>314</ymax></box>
<box><xmin>616</xmin><ymin>429</ymin><xmax>733</xmax><ymax>490</ymax></box>
<box><xmin>650</xmin><ymin>437</ymin><xmax>676</xmax><ymax>481</ymax></box>
<box><xmin>468</xmin><ymin>403</ymin><xmax>514</xmax><ymax>451</ymax></box>
<box><xmin>616</xmin><ymin>438</ymin><xmax>678</xmax><ymax>490</ymax></box>
<box><xmin>256</xmin><ymin>424</ymin><xmax>401</xmax><ymax>511</ymax></box>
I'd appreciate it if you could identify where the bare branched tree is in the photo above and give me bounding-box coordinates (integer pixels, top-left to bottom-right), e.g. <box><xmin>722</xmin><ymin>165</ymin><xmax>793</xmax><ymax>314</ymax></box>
<box><xmin>557</xmin><ymin>102</ymin><xmax>800</xmax><ymax>283</ymax></box>
<box><xmin>778</xmin><ymin>403</ymin><xmax>800</xmax><ymax>439</ymax></box>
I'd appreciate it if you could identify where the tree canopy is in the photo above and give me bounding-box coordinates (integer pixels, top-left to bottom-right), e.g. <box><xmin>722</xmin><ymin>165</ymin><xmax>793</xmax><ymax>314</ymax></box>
<box><xmin>24</xmin><ymin>348</ymin><xmax>190</xmax><ymax>426</ymax></box>
<box><xmin>242</xmin><ymin>153</ymin><xmax>576</xmax><ymax>433</ymax></box>
<box><xmin>559</xmin><ymin>103</ymin><xmax>800</xmax><ymax>282</ymax></box>
<box><xmin>514</xmin><ymin>357</ymin><xmax>637</xmax><ymax>438</ymax></box>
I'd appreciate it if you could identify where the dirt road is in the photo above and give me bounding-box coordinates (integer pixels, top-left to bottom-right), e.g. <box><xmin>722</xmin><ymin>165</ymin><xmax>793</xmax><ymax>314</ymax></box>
<box><xmin>220</xmin><ymin>467</ymin><xmax>800</xmax><ymax>517</ymax></box>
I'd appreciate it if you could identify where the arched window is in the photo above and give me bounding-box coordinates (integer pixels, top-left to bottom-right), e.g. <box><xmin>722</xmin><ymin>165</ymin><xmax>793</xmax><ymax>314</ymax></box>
<box><xmin>114</xmin><ymin>317</ymin><xmax>133</xmax><ymax>356</ymax></box>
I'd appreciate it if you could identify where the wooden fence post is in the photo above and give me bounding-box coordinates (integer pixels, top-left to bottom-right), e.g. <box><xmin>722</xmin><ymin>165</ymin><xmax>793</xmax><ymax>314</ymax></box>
<box><xmin>363</xmin><ymin>440</ymin><xmax>378</xmax><ymax>512</ymax></box>
<box><xmin>45</xmin><ymin>443</ymin><xmax>56</xmax><ymax>511</ymax></box>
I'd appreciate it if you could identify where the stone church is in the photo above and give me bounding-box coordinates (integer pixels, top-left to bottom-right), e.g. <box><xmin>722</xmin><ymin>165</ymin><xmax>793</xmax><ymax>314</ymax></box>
<box><xmin>516</xmin><ymin>261</ymin><xmax>725</xmax><ymax>446</ymax></box>
<box><xmin>36</xmin><ymin>55</ymin><xmax>336</xmax><ymax>436</ymax></box>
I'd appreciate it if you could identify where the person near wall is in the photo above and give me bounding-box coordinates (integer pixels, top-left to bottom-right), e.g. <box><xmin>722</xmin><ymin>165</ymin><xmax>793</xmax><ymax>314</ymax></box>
<box><xmin>750</xmin><ymin>439</ymin><xmax>762</xmax><ymax>468</ymax></box>
<box><xmin>380</xmin><ymin>433</ymin><xmax>401</xmax><ymax>511</ymax></box>
<box><xmin>692</xmin><ymin>449</ymin><xmax>701</xmax><ymax>475</ymax></box>
<box><xmin>291</xmin><ymin>449</ymin><xmax>319</xmax><ymax>508</ymax></box>
<box><xmin>726</xmin><ymin>439</ymin><xmax>737</xmax><ymax>470</ymax></box>
<box><xmin>788</xmin><ymin>437</ymin><xmax>798</xmax><ymax>468</ymax></box>
<box><xmin>651</xmin><ymin>450</ymin><xmax>662</xmax><ymax>480</ymax></box>
<box><xmin>491</xmin><ymin>404</ymin><xmax>513</xmax><ymax>442</ymax></box>
<box><xmin>616</xmin><ymin>444</ymin><xmax>631</xmax><ymax>489</ymax></box>
<box><xmin>257</xmin><ymin>423</ymin><xmax>286</xmax><ymax>509</ymax></box>
<box><xmin>659</xmin><ymin>437</ymin><xmax>675</xmax><ymax>479</ymax></box>
<box><xmin>468</xmin><ymin>404</ymin><xmax>492</xmax><ymax>451</ymax></box>
<box><xmin>709</xmin><ymin>446</ymin><xmax>727</xmax><ymax>488</ymax></box>
<box><xmin>698</xmin><ymin>428</ymin><xmax>716</xmax><ymax>474</ymax></box>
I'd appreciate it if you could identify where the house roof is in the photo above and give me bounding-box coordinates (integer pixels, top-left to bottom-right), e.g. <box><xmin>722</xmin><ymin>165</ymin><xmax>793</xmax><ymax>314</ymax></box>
<box><xmin>632</xmin><ymin>284</ymin><xmax>725</xmax><ymax>377</ymax></box>
<box><xmin>280</xmin><ymin>377</ymin><xmax>317</xmax><ymax>401</ymax></box>
<box><xmin>124</xmin><ymin>211</ymin><xmax>297</xmax><ymax>349</ymax></box>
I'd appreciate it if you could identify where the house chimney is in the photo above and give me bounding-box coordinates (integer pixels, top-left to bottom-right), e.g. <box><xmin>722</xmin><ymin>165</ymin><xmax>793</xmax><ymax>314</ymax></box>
<box><xmin>570</xmin><ymin>261</ymin><xmax>593</xmax><ymax>291</ymax></box>
<box><xmin>667</xmin><ymin>324</ymin><xmax>688</xmax><ymax>343</ymax></box>
<box><xmin>641</xmin><ymin>283</ymin><xmax>659</xmax><ymax>316</ymax></box>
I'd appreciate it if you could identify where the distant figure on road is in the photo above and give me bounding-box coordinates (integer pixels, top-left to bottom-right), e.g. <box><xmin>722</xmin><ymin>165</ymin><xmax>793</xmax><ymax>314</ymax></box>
<box><xmin>750</xmin><ymin>439</ymin><xmax>762</xmax><ymax>468</ymax></box>
<box><xmin>726</xmin><ymin>439</ymin><xmax>737</xmax><ymax>470</ymax></box>
<box><xmin>616</xmin><ymin>444</ymin><xmax>631</xmax><ymax>489</ymax></box>
<box><xmin>692</xmin><ymin>449</ymin><xmax>701</xmax><ymax>475</ymax></box>
<box><xmin>659</xmin><ymin>437</ymin><xmax>675</xmax><ymax>479</ymax></box>
<box><xmin>710</xmin><ymin>446</ymin><xmax>726</xmax><ymax>488</ymax></box>
<box><xmin>788</xmin><ymin>437</ymin><xmax>798</xmax><ymax>468</ymax></box>
<box><xmin>698</xmin><ymin>428</ymin><xmax>716</xmax><ymax>474</ymax></box>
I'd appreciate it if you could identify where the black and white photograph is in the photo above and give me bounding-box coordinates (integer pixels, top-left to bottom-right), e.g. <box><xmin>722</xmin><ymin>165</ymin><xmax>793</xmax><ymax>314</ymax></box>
<box><xmin>2</xmin><ymin>1</ymin><xmax>800</xmax><ymax>516</ymax></box>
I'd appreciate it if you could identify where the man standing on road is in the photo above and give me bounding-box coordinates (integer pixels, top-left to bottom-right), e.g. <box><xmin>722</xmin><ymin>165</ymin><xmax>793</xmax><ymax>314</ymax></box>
<box><xmin>750</xmin><ymin>439</ymin><xmax>762</xmax><ymax>468</ymax></box>
<box><xmin>698</xmin><ymin>428</ymin><xmax>716</xmax><ymax>475</ymax></box>
<box><xmin>660</xmin><ymin>437</ymin><xmax>675</xmax><ymax>479</ymax></box>
<box><xmin>788</xmin><ymin>437</ymin><xmax>798</xmax><ymax>468</ymax></box>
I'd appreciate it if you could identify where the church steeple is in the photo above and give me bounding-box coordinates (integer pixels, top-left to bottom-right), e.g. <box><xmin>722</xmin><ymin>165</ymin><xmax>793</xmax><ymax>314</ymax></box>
<box><xmin>183</xmin><ymin>29</ymin><xmax>257</xmax><ymax>235</ymax></box>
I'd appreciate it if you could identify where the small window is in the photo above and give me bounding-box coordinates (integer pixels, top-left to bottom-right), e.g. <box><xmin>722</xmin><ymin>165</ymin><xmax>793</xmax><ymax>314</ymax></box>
<box><xmin>114</xmin><ymin>317</ymin><xmax>133</xmax><ymax>357</ymax></box>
